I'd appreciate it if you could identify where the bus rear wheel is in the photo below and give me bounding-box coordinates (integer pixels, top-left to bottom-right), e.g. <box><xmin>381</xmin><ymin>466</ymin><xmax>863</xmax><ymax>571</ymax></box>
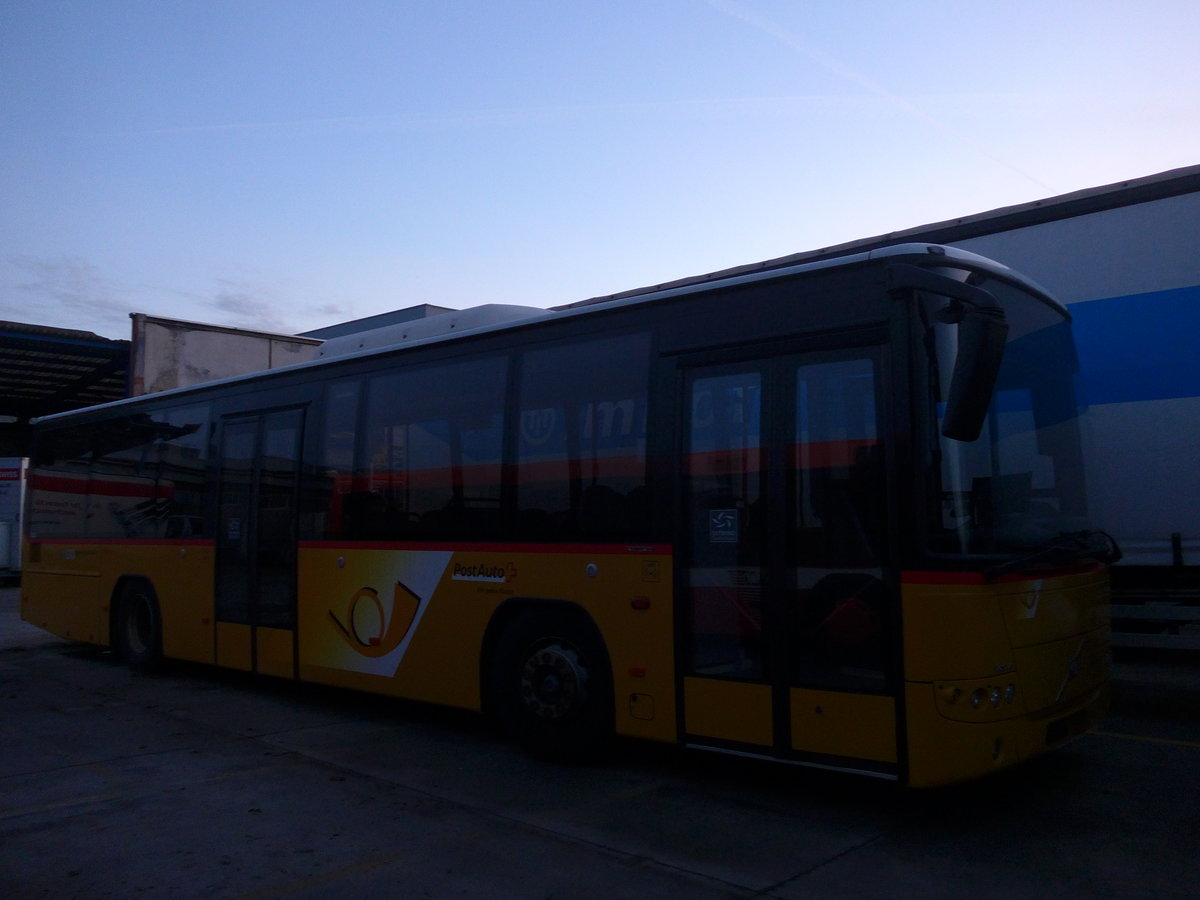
<box><xmin>489</xmin><ymin>607</ymin><xmax>613</xmax><ymax>759</ymax></box>
<box><xmin>115</xmin><ymin>580</ymin><xmax>162</xmax><ymax>670</ymax></box>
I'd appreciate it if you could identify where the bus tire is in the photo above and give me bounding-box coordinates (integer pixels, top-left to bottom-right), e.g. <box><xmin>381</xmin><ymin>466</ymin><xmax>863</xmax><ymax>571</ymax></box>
<box><xmin>114</xmin><ymin>579</ymin><xmax>163</xmax><ymax>671</ymax></box>
<box><xmin>488</xmin><ymin>605</ymin><xmax>613</xmax><ymax>760</ymax></box>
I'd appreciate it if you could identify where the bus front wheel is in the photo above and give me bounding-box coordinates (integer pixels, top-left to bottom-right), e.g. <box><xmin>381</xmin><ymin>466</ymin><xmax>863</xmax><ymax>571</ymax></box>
<box><xmin>114</xmin><ymin>580</ymin><xmax>163</xmax><ymax>670</ymax></box>
<box><xmin>488</xmin><ymin>606</ymin><xmax>613</xmax><ymax>759</ymax></box>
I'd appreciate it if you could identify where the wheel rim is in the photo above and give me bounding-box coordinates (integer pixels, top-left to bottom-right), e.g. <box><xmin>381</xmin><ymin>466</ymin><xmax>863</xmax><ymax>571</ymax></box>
<box><xmin>519</xmin><ymin>642</ymin><xmax>588</xmax><ymax>721</ymax></box>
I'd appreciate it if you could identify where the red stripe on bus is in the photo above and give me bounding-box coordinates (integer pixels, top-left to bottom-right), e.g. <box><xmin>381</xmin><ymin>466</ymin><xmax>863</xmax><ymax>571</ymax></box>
<box><xmin>27</xmin><ymin>473</ymin><xmax>168</xmax><ymax>499</ymax></box>
<box><xmin>901</xmin><ymin>571</ymin><xmax>987</xmax><ymax>585</ymax></box>
<box><xmin>903</xmin><ymin>561</ymin><xmax>1105</xmax><ymax>585</ymax></box>
<box><xmin>990</xmin><ymin>561</ymin><xmax>1106</xmax><ymax>582</ymax></box>
<box><xmin>792</xmin><ymin>438</ymin><xmax>879</xmax><ymax>468</ymax></box>
<box><xmin>686</xmin><ymin>440</ymin><xmax>879</xmax><ymax>476</ymax></box>
<box><xmin>29</xmin><ymin>538</ymin><xmax>214</xmax><ymax>547</ymax></box>
<box><xmin>298</xmin><ymin>540</ymin><xmax>672</xmax><ymax>555</ymax></box>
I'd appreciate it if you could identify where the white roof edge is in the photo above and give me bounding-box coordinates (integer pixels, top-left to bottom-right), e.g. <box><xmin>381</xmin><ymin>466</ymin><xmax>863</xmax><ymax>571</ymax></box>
<box><xmin>33</xmin><ymin>243</ymin><xmax>1031</xmax><ymax>424</ymax></box>
<box><xmin>315</xmin><ymin>304</ymin><xmax>549</xmax><ymax>359</ymax></box>
<box><xmin>555</xmin><ymin>242</ymin><xmax>1042</xmax><ymax>319</ymax></box>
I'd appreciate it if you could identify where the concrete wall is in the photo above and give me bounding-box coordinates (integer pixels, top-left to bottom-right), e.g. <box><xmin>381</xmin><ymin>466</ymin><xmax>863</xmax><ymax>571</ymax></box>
<box><xmin>129</xmin><ymin>314</ymin><xmax>323</xmax><ymax>396</ymax></box>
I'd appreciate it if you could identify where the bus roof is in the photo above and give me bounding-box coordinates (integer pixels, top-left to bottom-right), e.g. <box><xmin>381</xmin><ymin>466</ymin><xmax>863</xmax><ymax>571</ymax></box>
<box><xmin>31</xmin><ymin>242</ymin><xmax>1049</xmax><ymax>425</ymax></box>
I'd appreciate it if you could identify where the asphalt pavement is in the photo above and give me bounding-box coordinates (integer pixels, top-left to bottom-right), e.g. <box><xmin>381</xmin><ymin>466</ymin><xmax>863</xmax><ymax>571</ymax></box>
<box><xmin>2</xmin><ymin>585</ymin><xmax>1198</xmax><ymax>899</ymax></box>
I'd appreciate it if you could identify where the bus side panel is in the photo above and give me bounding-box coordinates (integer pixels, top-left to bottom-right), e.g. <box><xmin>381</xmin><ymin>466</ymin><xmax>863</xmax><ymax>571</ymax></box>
<box><xmin>131</xmin><ymin>543</ymin><xmax>215</xmax><ymax>665</ymax></box>
<box><xmin>789</xmin><ymin>689</ymin><xmax>897</xmax><ymax>764</ymax></box>
<box><xmin>683</xmin><ymin>677</ymin><xmax>773</xmax><ymax>746</ymax></box>
<box><xmin>21</xmin><ymin>559</ymin><xmax>107</xmax><ymax>646</ymax></box>
<box><xmin>295</xmin><ymin>544</ymin><xmax>676</xmax><ymax>742</ymax></box>
<box><xmin>22</xmin><ymin>540</ymin><xmax>216</xmax><ymax>663</ymax></box>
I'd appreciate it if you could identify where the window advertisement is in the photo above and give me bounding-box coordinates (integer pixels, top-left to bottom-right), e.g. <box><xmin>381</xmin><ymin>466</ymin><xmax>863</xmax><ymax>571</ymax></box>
<box><xmin>26</xmin><ymin>408</ymin><xmax>209</xmax><ymax>543</ymax></box>
<box><xmin>26</xmin><ymin>429</ymin><xmax>90</xmax><ymax>540</ymax></box>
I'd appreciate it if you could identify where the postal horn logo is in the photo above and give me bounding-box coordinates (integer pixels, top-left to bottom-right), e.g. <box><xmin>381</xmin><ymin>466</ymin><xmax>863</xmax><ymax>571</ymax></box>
<box><xmin>328</xmin><ymin>581</ymin><xmax>421</xmax><ymax>658</ymax></box>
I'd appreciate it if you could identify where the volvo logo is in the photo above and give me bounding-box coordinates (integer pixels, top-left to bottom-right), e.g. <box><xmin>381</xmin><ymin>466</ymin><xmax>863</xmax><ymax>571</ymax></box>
<box><xmin>1055</xmin><ymin>639</ymin><xmax>1085</xmax><ymax>703</ymax></box>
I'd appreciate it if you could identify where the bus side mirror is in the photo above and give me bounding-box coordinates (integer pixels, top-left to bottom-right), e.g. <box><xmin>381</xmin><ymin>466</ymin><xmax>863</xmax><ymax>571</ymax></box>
<box><xmin>887</xmin><ymin>263</ymin><xmax>1010</xmax><ymax>443</ymax></box>
<box><xmin>940</xmin><ymin>306</ymin><xmax>1008</xmax><ymax>442</ymax></box>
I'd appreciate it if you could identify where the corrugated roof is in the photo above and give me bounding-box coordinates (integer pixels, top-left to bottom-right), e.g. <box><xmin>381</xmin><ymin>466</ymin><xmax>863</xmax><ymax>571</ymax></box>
<box><xmin>0</xmin><ymin>320</ymin><xmax>130</xmax><ymax>420</ymax></box>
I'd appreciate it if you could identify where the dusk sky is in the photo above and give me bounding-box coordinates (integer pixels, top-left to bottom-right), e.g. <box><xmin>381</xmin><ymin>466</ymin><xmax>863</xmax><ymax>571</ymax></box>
<box><xmin>3</xmin><ymin>0</ymin><xmax>1197</xmax><ymax>339</ymax></box>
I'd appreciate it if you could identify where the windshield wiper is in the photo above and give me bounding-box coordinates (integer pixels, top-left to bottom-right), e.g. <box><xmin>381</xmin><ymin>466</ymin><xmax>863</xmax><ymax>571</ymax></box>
<box><xmin>985</xmin><ymin>530</ymin><xmax>1122</xmax><ymax>580</ymax></box>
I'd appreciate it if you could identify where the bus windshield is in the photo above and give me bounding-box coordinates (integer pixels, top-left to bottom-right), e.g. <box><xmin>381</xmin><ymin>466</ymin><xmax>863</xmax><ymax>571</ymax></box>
<box><xmin>923</xmin><ymin>279</ymin><xmax>1092</xmax><ymax>557</ymax></box>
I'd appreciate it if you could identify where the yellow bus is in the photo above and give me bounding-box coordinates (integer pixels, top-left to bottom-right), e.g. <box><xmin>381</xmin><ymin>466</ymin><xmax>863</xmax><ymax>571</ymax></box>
<box><xmin>21</xmin><ymin>244</ymin><xmax>1116</xmax><ymax>787</ymax></box>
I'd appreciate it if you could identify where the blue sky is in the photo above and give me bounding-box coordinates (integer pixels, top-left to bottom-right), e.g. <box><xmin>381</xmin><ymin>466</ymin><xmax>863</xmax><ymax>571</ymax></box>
<box><xmin>2</xmin><ymin>0</ymin><xmax>1197</xmax><ymax>339</ymax></box>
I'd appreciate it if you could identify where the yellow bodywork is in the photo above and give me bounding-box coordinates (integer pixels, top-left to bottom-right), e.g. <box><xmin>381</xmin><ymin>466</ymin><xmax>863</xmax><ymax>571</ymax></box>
<box><xmin>789</xmin><ymin>688</ymin><xmax>897</xmax><ymax>764</ymax></box>
<box><xmin>683</xmin><ymin>677</ymin><xmax>774</xmax><ymax>746</ymax></box>
<box><xmin>902</xmin><ymin>567</ymin><xmax>1111</xmax><ymax>787</ymax></box>
<box><xmin>681</xmin><ymin>680</ymin><xmax>898</xmax><ymax>765</ymax></box>
<box><xmin>23</xmin><ymin>539</ymin><xmax>678</xmax><ymax>743</ymax></box>
<box><xmin>22</xmin><ymin>534</ymin><xmax>1111</xmax><ymax>785</ymax></box>
<box><xmin>22</xmin><ymin>539</ymin><xmax>216</xmax><ymax>663</ymax></box>
<box><xmin>295</xmin><ymin>543</ymin><xmax>677</xmax><ymax>743</ymax></box>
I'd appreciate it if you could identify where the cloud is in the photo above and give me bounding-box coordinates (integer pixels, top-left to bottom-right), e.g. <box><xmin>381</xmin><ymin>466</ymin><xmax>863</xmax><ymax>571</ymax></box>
<box><xmin>4</xmin><ymin>254</ymin><xmax>133</xmax><ymax>337</ymax></box>
<box><xmin>211</xmin><ymin>281</ymin><xmax>291</xmax><ymax>334</ymax></box>
<box><xmin>3</xmin><ymin>254</ymin><xmax>353</xmax><ymax>338</ymax></box>
<box><xmin>208</xmin><ymin>278</ymin><xmax>353</xmax><ymax>335</ymax></box>
<box><xmin>75</xmin><ymin>89</ymin><xmax>910</xmax><ymax>142</ymax></box>
<box><xmin>705</xmin><ymin>0</ymin><xmax>1057</xmax><ymax>193</ymax></box>
<box><xmin>309</xmin><ymin>302</ymin><xmax>353</xmax><ymax>318</ymax></box>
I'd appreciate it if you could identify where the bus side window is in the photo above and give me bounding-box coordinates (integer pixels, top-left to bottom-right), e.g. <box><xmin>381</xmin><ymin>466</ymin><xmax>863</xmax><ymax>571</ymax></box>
<box><xmin>515</xmin><ymin>334</ymin><xmax>650</xmax><ymax>541</ymax></box>
<box><xmin>82</xmin><ymin>409</ymin><xmax>209</xmax><ymax>541</ymax></box>
<box><xmin>353</xmin><ymin>356</ymin><xmax>506</xmax><ymax>541</ymax></box>
<box><xmin>317</xmin><ymin>379</ymin><xmax>362</xmax><ymax>540</ymax></box>
<box><xmin>156</xmin><ymin>404</ymin><xmax>210</xmax><ymax>540</ymax></box>
<box><xmin>27</xmin><ymin>426</ymin><xmax>93</xmax><ymax>540</ymax></box>
<box><xmin>86</xmin><ymin>418</ymin><xmax>157</xmax><ymax>540</ymax></box>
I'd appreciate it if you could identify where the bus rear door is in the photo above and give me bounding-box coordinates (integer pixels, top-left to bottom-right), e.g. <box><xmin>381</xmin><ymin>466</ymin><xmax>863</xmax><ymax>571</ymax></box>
<box><xmin>215</xmin><ymin>408</ymin><xmax>305</xmax><ymax>677</ymax></box>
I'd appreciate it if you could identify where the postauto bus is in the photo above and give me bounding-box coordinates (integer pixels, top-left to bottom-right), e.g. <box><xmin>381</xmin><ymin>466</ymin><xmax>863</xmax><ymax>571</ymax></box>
<box><xmin>22</xmin><ymin>244</ymin><xmax>1116</xmax><ymax>786</ymax></box>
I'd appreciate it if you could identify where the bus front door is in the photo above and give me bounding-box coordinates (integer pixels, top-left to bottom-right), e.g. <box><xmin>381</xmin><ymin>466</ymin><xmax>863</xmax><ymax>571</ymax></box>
<box><xmin>680</xmin><ymin>349</ymin><xmax>899</xmax><ymax>775</ymax></box>
<box><xmin>214</xmin><ymin>408</ymin><xmax>304</xmax><ymax>677</ymax></box>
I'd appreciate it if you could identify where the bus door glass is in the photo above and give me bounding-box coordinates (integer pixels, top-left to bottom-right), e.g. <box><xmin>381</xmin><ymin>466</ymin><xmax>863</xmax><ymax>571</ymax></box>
<box><xmin>215</xmin><ymin>408</ymin><xmax>304</xmax><ymax>675</ymax></box>
<box><xmin>790</xmin><ymin>357</ymin><xmax>887</xmax><ymax>692</ymax></box>
<box><xmin>681</xmin><ymin>348</ymin><xmax>895</xmax><ymax>767</ymax></box>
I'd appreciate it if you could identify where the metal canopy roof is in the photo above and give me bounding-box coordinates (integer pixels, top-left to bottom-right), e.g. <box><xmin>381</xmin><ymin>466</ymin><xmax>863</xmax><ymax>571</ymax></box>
<box><xmin>0</xmin><ymin>321</ymin><xmax>130</xmax><ymax>422</ymax></box>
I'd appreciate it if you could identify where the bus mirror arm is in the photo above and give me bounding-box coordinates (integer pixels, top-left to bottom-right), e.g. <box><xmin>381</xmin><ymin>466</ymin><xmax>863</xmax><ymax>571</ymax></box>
<box><xmin>887</xmin><ymin>264</ymin><xmax>1009</xmax><ymax>443</ymax></box>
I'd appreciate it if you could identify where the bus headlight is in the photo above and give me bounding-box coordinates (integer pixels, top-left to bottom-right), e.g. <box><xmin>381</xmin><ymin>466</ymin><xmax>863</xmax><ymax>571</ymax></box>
<box><xmin>935</xmin><ymin>677</ymin><xmax>1021</xmax><ymax>721</ymax></box>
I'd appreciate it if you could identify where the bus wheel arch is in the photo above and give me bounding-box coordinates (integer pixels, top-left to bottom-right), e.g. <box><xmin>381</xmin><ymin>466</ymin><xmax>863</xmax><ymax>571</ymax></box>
<box><xmin>111</xmin><ymin>576</ymin><xmax>163</xmax><ymax>670</ymax></box>
<box><xmin>482</xmin><ymin>599</ymin><xmax>614</xmax><ymax>758</ymax></box>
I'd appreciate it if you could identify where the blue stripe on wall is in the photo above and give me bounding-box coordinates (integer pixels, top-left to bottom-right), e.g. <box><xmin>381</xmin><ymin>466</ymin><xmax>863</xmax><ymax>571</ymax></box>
<box><xmin>1069</xmin><ymin>284</ymin><xmax>1200</xmax><ymax>406</ymax></box>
